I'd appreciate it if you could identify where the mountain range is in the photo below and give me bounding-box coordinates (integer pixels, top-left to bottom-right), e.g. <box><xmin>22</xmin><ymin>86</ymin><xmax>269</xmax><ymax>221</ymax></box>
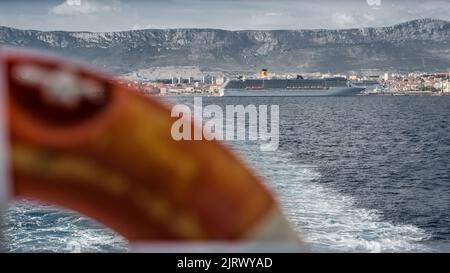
<box><xmin>1</xmin><ymin>18</ymin><xmax>449</xmax><ymax>74</ymax></box>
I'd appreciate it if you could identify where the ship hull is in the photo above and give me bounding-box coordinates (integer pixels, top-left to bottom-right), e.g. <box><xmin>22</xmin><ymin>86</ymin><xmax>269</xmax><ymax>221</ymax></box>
<box><xmin>222</xmin><ymin>87</ymin><xmax>365</xmax><ymax>97</ymax></box>
<box><xmin>222</xmin><ymin>78</ymin><xmax>365</xmax><ymax>96</ymax></box>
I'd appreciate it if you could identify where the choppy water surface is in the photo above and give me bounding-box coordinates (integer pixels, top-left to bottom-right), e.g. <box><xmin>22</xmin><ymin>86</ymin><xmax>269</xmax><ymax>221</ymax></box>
<box><xmin>3</xmin><ymin>96</ymin><xmax>450</xmax><ymax>252</ymax></box>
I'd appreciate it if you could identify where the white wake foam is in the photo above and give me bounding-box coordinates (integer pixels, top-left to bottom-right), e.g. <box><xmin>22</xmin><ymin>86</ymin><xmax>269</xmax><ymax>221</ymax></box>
<box><xmin>4</xmin><ymin>201</ymin><xmax>128</xmax><ymax>252</ymax></box>
<box><xmin>232</xmin><ymin>141</ymin><xmax>431</xmax><ymax>253</ymax></box>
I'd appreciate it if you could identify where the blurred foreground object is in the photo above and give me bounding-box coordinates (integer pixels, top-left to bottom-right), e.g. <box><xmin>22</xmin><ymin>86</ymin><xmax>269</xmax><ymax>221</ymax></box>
<box><xmin>0</xmin><ymin>53</ymin><xmax>10</xmax><ymax>251</ymax></box>
<box><xmin>0</xmin><ymin>48</ymin><xmax>299</xmax><ymax>246</ymax></box>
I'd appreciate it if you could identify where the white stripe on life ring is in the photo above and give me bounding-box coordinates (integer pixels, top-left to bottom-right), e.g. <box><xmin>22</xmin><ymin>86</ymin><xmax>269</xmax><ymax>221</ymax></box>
<box><xmin>130</xmin><ymin>242</ymin><xmax>307</xmax><ymax>253</ymax></box>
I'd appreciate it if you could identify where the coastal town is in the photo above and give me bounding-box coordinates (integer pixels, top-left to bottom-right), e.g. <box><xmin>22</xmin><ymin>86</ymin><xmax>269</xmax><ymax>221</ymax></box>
<box><xmin>377</xmin><ymin>72</ymin><xmax>450</xmax><ymax>95</ymax></box>
<box><xmin>119</xmin><ymin>68</ymin><xmax>450</xmax><ymax>96</ymax></box>
<box><xmin>119</xmin><ymin>76</ymin><xmax>224</xmax><ymax>96</ymax></box>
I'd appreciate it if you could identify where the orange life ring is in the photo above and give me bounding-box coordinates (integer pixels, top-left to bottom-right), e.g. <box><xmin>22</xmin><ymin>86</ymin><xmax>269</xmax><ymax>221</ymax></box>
<box><xmin>0</xmin><ymin>49</ymin><xmax>298</xmax><ymax>244</ymax></box>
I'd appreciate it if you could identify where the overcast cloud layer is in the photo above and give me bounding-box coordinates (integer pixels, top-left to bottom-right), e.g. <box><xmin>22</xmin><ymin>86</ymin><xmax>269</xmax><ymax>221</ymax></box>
<box><xmin>0</xmin><ymin>0</ymin><xmax>449</xmax><ymax>31</ymax></box>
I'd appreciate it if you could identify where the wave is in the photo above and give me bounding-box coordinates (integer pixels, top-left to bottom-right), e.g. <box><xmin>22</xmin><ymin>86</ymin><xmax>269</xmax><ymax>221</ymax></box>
<box><xmin>1</xmin><ymin>95</ymin><xmax>433</xmax><ymax>252</ymax></box>
<box><xmin>232</xmin><ymin>141</ymin><xmax>431</xmax><ymax>252</ymax></box>
<box><xmin>3</xmin><ymin>201</ymin><xmax>128</xmax><ymax>252</ymax></box>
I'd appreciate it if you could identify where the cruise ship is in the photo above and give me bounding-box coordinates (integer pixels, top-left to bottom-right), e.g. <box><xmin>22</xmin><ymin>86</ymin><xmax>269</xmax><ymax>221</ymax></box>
<box><xmin>222</xmin><ymin>69</ymin><xmax>365</xmax><ymax>96</ymax></box>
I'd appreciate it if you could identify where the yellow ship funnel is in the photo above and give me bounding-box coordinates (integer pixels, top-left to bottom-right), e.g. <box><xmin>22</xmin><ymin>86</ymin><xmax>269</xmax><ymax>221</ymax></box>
<box><xmin>260</xmin><ymin>69</ymin><xmax>268</xmax><ymax>78</ymax></box>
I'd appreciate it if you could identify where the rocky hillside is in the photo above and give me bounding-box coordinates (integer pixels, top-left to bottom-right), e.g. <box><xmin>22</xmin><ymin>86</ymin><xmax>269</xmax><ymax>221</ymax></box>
<box><xmin>1</xmin><ymin>18</ymin><xmax>449</xmax><ymax>73</ymax></box>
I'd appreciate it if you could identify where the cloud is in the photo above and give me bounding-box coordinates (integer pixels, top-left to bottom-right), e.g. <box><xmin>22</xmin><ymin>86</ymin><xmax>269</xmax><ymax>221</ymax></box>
<box><xmin>249</xmin><ymin>12</ymin><xmax>298</xmax><ymax>29</ymax></box>
<box><xmin>331</xmin><ymin>11</ymin><xmax>377</xmax><ymax>29</ymax></box>
<box><xmin>131</xmin><ymin>23</ymin><xmax>154</xmax><ymax>30</ymax></box>
<box><xmin>366</xmin><ymin>0</ymin><xmax>382</xmax><ymax>7</ymax></box>
<box><xmin>0</xmin><ymin>0</ymin><xmax>448</xmax><ymax>32</ymax></box>
<box><xmin>331</xmin><ymin>13</ymin><xmax>356</xmax><ymax>28</ymax></box>
<box><xmin>50</xmin><ymin>0</ymin><xmax>120</xmax><ymax>15</ymax></box>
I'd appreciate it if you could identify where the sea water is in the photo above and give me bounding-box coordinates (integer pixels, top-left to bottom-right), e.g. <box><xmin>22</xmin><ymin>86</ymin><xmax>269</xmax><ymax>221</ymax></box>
<box><xmin>3</xmin><ymin>96</ymin><xmax>450</xmax><ymax>252</ymax></box>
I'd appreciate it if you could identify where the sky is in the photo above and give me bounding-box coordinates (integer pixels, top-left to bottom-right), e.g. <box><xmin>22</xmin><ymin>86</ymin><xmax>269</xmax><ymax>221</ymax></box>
<box><xmin>0</xmin><ymin>0</ymin><xmax>449</xmax><ymax>32</ymax></box>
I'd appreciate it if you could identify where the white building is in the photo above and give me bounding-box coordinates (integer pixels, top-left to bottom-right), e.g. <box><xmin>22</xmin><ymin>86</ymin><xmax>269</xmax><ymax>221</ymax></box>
<box><xmin>444</xmin><ymin>80</ymin><xmax>450</xmax><ymax>93</ymax></box>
